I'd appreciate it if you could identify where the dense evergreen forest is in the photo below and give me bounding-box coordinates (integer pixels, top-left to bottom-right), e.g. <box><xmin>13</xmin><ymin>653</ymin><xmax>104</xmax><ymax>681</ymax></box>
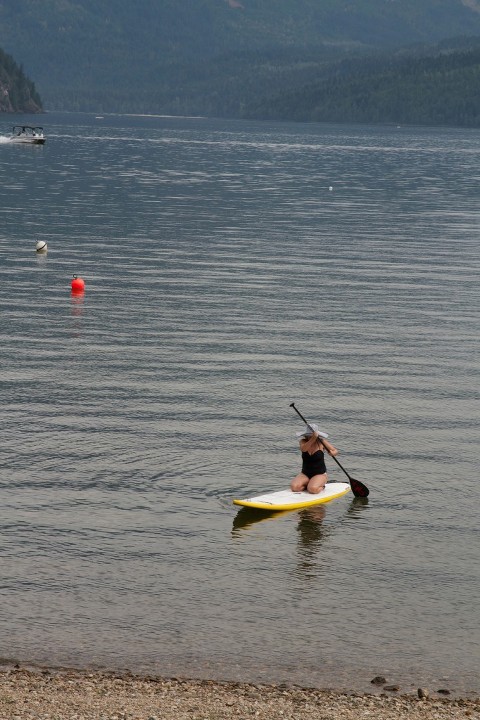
<box><xmin>0</xmin><ymin>48</ymin><xmax>43</xmax><ymax>113</ymax></box>
<box><xmin>243</xmin><ymin>39</ymin><xmax>480</xmax><ymax>127</ymax></box>
<box><xmin>36</xmin><ymin>37</ymin><xmax>480</xmax><ymax>129</ymax></box>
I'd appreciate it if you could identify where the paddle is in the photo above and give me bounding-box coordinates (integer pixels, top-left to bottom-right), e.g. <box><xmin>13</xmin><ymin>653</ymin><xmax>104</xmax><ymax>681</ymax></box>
<box><xmin>290</xmin><ymin>402</ymin><xmax>369</xmax><ymax>498</ymax></box>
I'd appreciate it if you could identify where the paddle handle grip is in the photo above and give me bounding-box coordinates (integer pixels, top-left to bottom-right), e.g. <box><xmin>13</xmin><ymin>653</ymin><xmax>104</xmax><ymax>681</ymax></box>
<box><xmin>290</xmin><ymin>402</ymin><xmax>309</xmax><ymax>427</ymax></box>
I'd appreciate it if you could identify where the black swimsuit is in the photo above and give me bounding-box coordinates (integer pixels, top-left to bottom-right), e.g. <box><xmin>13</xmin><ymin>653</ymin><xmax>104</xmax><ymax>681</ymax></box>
<box><xmin>301</xmin><ymin>449</ymin><xmax>327</xmax><ymax>479</ymax></box>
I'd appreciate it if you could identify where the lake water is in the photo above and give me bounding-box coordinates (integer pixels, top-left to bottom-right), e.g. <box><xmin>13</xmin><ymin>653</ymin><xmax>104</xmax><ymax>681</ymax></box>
<box><xmin>0</xmin><ymin>112</ymin><xmax>478</xmax><ymax>696</ymax></box>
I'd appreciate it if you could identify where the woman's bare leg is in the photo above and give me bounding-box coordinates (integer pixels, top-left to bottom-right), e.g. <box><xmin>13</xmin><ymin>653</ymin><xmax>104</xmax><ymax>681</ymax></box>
<box><xmin>290</xmin><ymin>472</ymin><xmax>309</xmax><ymax>492</ymax></box>
<box><xmin>306</xmin><ymin>473</ymin><xmax>328</xmax><ymax>494</ymax></box>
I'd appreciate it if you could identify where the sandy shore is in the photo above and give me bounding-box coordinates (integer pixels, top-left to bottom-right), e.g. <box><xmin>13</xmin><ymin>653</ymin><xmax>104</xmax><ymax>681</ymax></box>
<box><xmin>0</xmin><ymin>667</ymin><xmax>479</xmax><ymax>720</ymax></box>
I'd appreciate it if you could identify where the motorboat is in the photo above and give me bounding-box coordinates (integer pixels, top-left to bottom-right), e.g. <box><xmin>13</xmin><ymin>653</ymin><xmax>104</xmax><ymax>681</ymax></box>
<box><xmin>10</xmin><ymin>125</ymin><xmax>46</xmax><ymax>144</ymax></box>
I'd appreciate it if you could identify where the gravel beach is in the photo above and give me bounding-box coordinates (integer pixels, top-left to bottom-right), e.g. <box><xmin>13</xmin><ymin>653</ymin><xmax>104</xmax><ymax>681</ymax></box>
<box><xmin>0</xmin><ymin>667</ymin><xmax>479</xmax><ymax>720</ymax></box>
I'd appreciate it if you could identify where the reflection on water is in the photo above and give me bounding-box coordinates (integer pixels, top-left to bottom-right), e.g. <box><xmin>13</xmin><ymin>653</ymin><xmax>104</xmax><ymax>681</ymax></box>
<box><xmin>231</xmin><ymin>506</ymin><xmax>287</xmax><ymax>533</ymax></box>
<box><xmin>297</xmin><ymin>506</ymin><xmax>327</xmax><ymax>545</ymax></box>
<box><xmin>294</xmin><ymin>499</ymin><xmax>370</xmax><ymax>582</ymax></box>
<box><xmin>347</xmin><ymin>496</ymin><xmax>370</xmax><ymax>514</ymax></box>
<box><xmin>70</xmin><ymin>293</ymin><xmax>85</xmax><ymax>315</ymax></box>
<box><xmin>70</xmin><ymin>292</ymin><xmax>85</xmax><ymax>337</ymax></box>
<box><xmin>233</xmin><ymin>498</ymin><xmax>370</xmax><ymax>586</ymax></box>
<box><xmin>34</xmin><ymin>252</ymin><xmax>48</xmax><ymax>266</ymax></box>
<box><xmin>295</xmin><ymin>505</ymin><xmax>328</xmax><ymax>582</ymax></box>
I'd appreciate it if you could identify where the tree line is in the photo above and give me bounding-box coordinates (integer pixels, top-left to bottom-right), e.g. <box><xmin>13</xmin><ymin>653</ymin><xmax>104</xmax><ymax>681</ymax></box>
<box><xmin>41</xmin><ymin>38</ymin><xmax>480</xmax><ymax>128</ymax></box>
<box><xmin>0</xmin><ymin>48</ymin><xmax>43</xmax><ymax>113</ymax></box>
<box><xmin>243</xmin><ymin>43</ymin><xmax>480</xmax><ymax>127</ymax></box>
<box><xmin>4</xmin><ymin>35</ymin><xmax>480</xmax><ymax>128</ymax></box>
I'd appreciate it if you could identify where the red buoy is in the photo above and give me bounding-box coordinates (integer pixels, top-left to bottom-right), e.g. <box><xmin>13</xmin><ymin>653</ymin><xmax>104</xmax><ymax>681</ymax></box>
<box><xmin>71</xmin><ymin>275</ymin><xmax>85</xmax><ymax>294</ymax></box>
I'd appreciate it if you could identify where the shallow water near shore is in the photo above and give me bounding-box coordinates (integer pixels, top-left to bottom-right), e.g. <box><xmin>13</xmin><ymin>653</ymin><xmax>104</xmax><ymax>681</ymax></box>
<box><xmin>0</xmin><ymin>112</ymin><xmax>479</xmax><ymax>696</ymax></box>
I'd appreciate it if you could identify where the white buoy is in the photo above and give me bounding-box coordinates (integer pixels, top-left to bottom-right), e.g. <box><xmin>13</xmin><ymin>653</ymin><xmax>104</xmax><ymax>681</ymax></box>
<box><xmin>329</xmin><ymin>186</ymin><xmax>333</xmax><ymax>191</ymax></box>
<box><xmin>35</xmin><ymin>240</ymin><xmax>47</xmax><ymax>253</ymax></box>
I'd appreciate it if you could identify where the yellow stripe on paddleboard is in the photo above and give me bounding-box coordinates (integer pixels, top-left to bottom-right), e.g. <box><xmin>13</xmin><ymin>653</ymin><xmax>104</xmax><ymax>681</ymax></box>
<box><xmin>233</xmin><ymin>485</ymin><xmax>350</xmax><ymax>511</ymax></box>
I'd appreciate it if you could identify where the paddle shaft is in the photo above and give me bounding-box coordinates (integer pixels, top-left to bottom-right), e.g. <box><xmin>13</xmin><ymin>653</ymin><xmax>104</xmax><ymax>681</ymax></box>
<box><xmin>289</xmin><ymin>402</ymin><xmax>369</xmax><ymax>497</ymax></box>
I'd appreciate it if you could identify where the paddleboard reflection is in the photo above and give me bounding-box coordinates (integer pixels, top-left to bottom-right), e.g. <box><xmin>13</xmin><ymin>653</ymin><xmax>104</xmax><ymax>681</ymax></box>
<box><xmin>231</xmin><ymin>506</ymin><xmax>291</xmax><ymax>533</ymax></box>
<box><xmin>231</xmin><ymin>496</ymin><xmax>369</xmax><ymax>536</ymax></box>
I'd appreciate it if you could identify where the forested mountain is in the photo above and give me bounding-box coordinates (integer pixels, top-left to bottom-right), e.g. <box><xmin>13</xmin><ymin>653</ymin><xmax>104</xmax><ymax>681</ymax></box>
<box><xmin>0</xmin><ymin>48</ymin><xmax>43</xmax><ymax>113</ymax></box>
<box><xmin>243</xmin><ymin>38</ymin><xmax>480</xmax><ymax>127</ymax></box>
<box><xmin>1</xmin><ymin>0</ymin><xmax>480</xmax><ymax>124</ymax></box>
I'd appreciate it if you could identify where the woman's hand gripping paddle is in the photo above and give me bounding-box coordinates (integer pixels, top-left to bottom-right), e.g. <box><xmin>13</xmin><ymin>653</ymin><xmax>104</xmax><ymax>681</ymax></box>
<box><xmin>290</xmin><ymin>402</ymin><xmax>369</xmax><ymax>498</ymax></box>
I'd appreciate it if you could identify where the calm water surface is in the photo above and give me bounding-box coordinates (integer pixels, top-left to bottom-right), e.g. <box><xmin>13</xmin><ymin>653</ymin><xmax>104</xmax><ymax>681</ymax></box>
<box><xmin>0</xmin><ymin>113</ymin><xmax>479</xmax><ymax>695</ymax></box>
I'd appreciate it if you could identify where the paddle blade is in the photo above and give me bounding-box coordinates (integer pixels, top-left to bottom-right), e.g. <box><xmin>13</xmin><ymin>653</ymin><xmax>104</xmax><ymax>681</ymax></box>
<box><xmin>350</xmin><ymin>477</ymin><xmax>369</xmax><ymax>497</ymax></box>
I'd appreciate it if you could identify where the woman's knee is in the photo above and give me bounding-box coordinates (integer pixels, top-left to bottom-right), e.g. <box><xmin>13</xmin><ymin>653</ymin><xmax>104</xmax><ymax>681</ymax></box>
<box><xmin>307</xmin><ymin>474</ymin><xmax>327</xmax><ymax>494</ymax></box>
<box><xmin>290</xmin><ymin>479</ymin><xmax>304</xmax><ymax>492</ymax></box>
<box><xmin>291</xmin><ymin>474</ymin><xmax>308</xmax><ymax>492</ymax></box>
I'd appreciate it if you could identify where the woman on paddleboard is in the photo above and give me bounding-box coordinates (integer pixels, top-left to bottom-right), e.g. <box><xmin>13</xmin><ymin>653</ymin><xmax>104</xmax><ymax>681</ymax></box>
<box><xmin>291</xmin><ymin>424</ymin><xmax>339</xmax><ymax>494</ymax></box>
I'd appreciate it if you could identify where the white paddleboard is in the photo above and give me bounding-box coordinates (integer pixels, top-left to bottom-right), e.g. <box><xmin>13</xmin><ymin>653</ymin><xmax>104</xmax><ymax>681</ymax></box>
<box><xmin>233</xmin><ymin>482</ymin><xmax>350</xmax><ymax>511</ymax></box>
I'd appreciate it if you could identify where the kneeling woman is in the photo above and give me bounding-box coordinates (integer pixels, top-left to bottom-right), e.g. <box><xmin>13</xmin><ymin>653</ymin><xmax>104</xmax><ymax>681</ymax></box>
<box><xmin>291</xmin><ymin>423</ymin><xmax>338</xmax><ymax>494</ymax></box>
